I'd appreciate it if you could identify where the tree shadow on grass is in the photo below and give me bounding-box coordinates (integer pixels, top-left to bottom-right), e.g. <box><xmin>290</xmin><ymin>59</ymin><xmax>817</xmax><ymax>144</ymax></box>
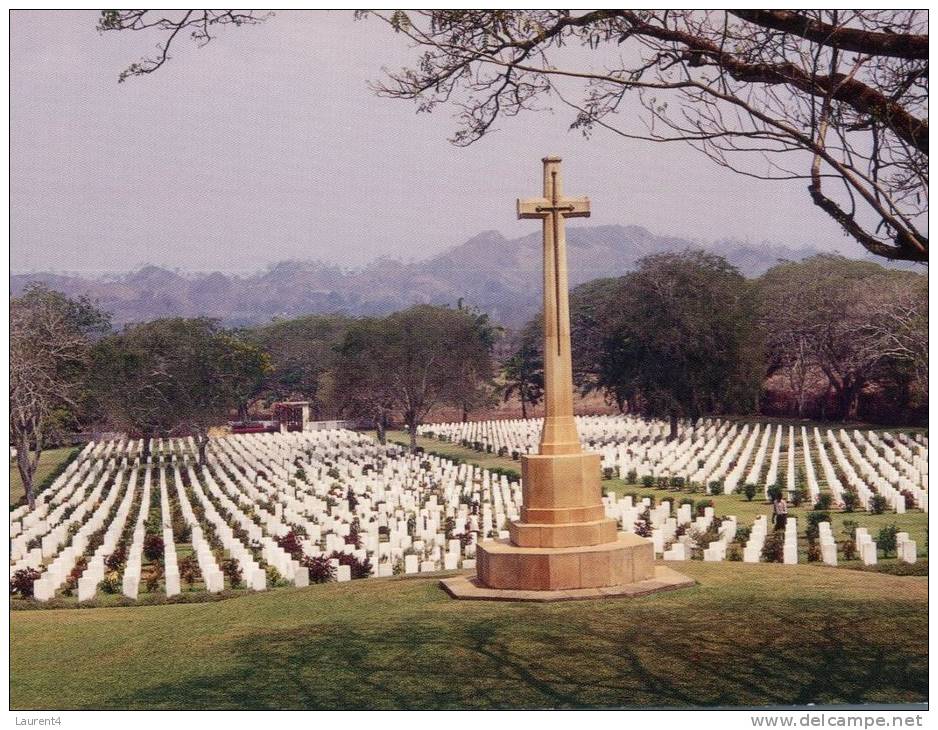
<box><xmin>92</xmin><ymin>598</ymin><xmax>927</xmax><ymax>710</ymax></box>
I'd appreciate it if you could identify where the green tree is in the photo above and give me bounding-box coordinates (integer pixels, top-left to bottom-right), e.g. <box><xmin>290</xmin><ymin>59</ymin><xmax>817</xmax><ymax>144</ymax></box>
<box><xmin>598</xmin><ymin>250</ymin><xmax>761</xmax><ymax>439</ymax></box>
<box><xmin>758</xmin><ymin>255</ymin><xmax>927</xmax><ymax>420</ymax></box>
<box><xmin>500</xmin><ymin>319</ymin><xmax>544</xmax><ymax>419</ymax></box>
<box><xmin>10</xmin><ymin>285</ymin><xmax>110</xmax><ymax>508</ymax></box>
<box><xmin>90</xmin><ymin>318</ymin><xmax>270</xmax><ymax>463</ymax></box>
<box><xmin>241</xmin><ymin>314</ymin><xmax>352</xmax><ymax>420</ymax></box>
<box><xmin>335</xmin><ymin>305</ymin><xmax>495</xmax><ymax>451</ymax></box>
<box><xmin>452</xmin><ymin>300</ymin><xmax>502</xmax><ymax>422</ymax></box>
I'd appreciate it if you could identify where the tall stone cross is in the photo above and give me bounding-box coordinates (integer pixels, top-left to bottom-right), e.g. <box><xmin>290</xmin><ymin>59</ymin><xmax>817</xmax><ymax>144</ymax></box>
<box><xmin>517</xmin><ymin>156</ymin><xmax>590</xmax><ymax>456</ymax></box>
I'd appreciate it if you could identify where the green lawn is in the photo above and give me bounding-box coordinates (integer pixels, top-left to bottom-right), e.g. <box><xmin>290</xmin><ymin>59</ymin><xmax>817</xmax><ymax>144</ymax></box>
<box><xmin>10</xmin><ymin>446</ymin><xmax>80</xmax><ymax>507</ymax></box>
<box><xmin>388</xmin><ymin>430</ymin><xmax>521</xmax><ymax>476</ymax></box>
<box><xmin>11</xmin><ymin>562</ymin><xmax>927</xmax><ymax>709</ymax></box>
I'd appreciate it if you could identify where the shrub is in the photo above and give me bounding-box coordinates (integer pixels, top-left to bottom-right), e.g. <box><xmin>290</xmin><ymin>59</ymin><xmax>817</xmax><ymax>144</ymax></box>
<box><xmin>294</xmin><ymin>467</ymin><xmax>307</xmax><ymax>481</ymax></box>
<box><xmin>841</xmin><ymin>540</ymin><xmax>857</xmax><ymax>561</ymax></box>
<box><xmin>761</xmin><ymin>532</ymin><xmax>785</xmax><ymax>563</ymax></box>
<box><xmin>767</xmin><ymin>485</ymin><xmax>782</xmax><ymax>503</ymax></box>
<box><xmin>10</xmin><ymin>568</ymin><xmax>41</xmax><ymax>598</ymax></box>
<box><xmin>743</xmin><ymin>483</ymin><xmax>757</xmax><ymax>501</ymax></box>
<box><xmin>104</xmin><ymin>544</ymin><xmax>127</xmax><ymax>570</ymax></box>
<box><xmin>344</xmin><ymin>523</ymin><xmax>362</xmax><ymax>549</ymax></box>
<box><xmin>62</xmin><ymin>557</ymin><xmax>88</xmax><ymax>597</ymax></box>
<box><xmin>100</xmin><ymin>571</ymin><xmax>122</xmax><ymax>594</ymax></box>
<box><xmin>806</xmin><ymin>541</ymin><xmax>821</xmax><ymax>563</ymax></box>
<box><xmin>708</xmin><ymin>481</ymin><xmax>722</xmax><ymax>496</ymax></box>
<box><xmin>640</xmin><ymin>494</ymin><xmax>656</xmax><ymax>507</ymax></box>
<box><xmin>633</xmin><ymin>519</ymin><xmax>652</xmax><ymax>538</ymax></box>
<box><xmin>726</xmin><ymin>544</ymin><xmax>743</xmax><ymax>562</ymax></box>
<box><xmin>178</xmin><ymin>555</ymin><xmax>198</xmax><ymax>587</ymax></box>
<box><xmin>789</xmin><ymin>488</ymin><xmax>805</xmax><ymax>507</ymax></box>
<box><xmin>602</xmin><ymin>467</ymin><xmax>615</xmax><ymax>480</ymax></box>
<box><xmin>641</xmin><ymin>475</ymin><xmax>654</xmax><ymax>488</ymax></box>
<box><xmin>326</xmin><ymin>467</ymin><xmax>340</xmax><ymax>479</ymax></box>
<box><xmin>221</xmin><ymin>558</ymin><xmax>243</xmax><ymax>588</ymax></box>
<box><xmin>679</xmin><ymin>497</ymin><xmax>695</xmax><ymax>508</ymax></box>
<box><xmin>144</xmin><ymin>566</ymin><xmax>162</xmax><ymax>593</ymax></box>
<box><xmin>302</xmin><ymin>555</ymin><xmax>335</xmax><ymax>584</ymax></box>
<box><xmin>143</xmin><ymin>533</ymin><xmax>164</xmax><ymax>562</ymax></box>
<box><xmin>900</xmin><ymin>489</ymin><xmax>916</xmax><ymax>510</ymax></box>
<box><xmin>842</xmin><ymin>491</ymin><xmax>858</xmax><ymax>512</ymax></box>
<box><xmin>805</xmin><ymin>511</ymin><xmax>831</xmax><ymax>540</ymax></box>
<box><xmin>656</xmin><ymin>476</ymin><xmax>669</xmax><ymax>489</ymax></box>
<box><xmin>814</xmin><ymin>494</ymin><xmax>833</xmax><ymax>511</ymax></box>
<box><xmin>841</xmin><ymin>520</ymin><xmax>858</xmax><ymax>541</ymax></box>
<box><xmin>694</xmin><ymin>499</ymin><xmax>714</xmax><ymax>517</ymax></box>
<box><xmin>626</xmin><ymin>469</ymin><xmax>638</xmax><ymax>484</ymax></box>
<box><xmin>877</xmin><ymin>524</ymin><xmax>899</xmax><ymax>557</ymax></box>
<box><xmin>330</xmin><ymin>550</ymin><xmax>372</xmax><ymax>579</ymax></box>
<box><xmin>734</xmin><ymin>525</ymin><xmax>752</xmax><ymax>544</ymax></box>
<box><xmin>870</xmin><ymin>495</ymin><xmax>888</xmax><ymax>515</ymax></box>
<box><xmin>265</xmin><ymin>565</ymin><xmax>289</xmax><ymax>588</ymax></box>
<box><xmin>276</xmin><ymin>531</ymin><xmax>304</xmax><ymax>560</ymax></box>
<box><xmin>670</xmin><ymin>476</ymin><xmax>685</xmax><ymax>490</ymax></box>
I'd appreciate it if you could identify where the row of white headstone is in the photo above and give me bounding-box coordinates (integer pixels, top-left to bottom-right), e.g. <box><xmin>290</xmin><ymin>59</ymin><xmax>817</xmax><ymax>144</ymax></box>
<box><xmin>13</xmin><ymin>425</ymin><xmax>924</xmax><ymax>601</ymax></box>
<box><xmin>420</xmin><ymin>416</ymin><xmax>927</xmax><ymax>514</ymax></box>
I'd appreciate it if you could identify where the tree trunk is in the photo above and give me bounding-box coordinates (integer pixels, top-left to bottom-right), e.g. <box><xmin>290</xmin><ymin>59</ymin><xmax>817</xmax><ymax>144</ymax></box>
<box><xmin>375</xmin><ymin>414</ymin><xmax>387</xmax><ymax>445</ymax></box>
<box><xmin>237</xmin><ymin>402</ymin><xmax>249</xmax><ymax>421</ymax></box>
<box><xmin>15</xmin><ymin>442</ymin><xmax>36</xmax><ymax>510</ymax></box>
<box><xmin>407</xmin><ymin>414</ymin><xmax>418</xmax><ymax>453</ymax></box>
<box><xmin>197</xmin><ymin>431</ymin><xmax>208</xmax><ymax>466</ymax></box>
<box><xmin>142</xmin><ymin>434</ymin><xmax>152</xmax><ymax>462</ymax></box>
<box><xmin>520</xmin><ymin>390</ymin><xmax>527</xmax><ymax>419</ymax></box>
<box><xmin>462</xmin><ymin>402</ymin><xmax>469</xmax><ymax>423</ymax></box>
<box><xmin>837</xmin><ymin>379</ymin><xmax>862</xmax><ymax>421</ymax></box>
<box><xmin>668</xmin><ymin>412</ymin><xmax>679</xmax><ymax>442</ymax></box>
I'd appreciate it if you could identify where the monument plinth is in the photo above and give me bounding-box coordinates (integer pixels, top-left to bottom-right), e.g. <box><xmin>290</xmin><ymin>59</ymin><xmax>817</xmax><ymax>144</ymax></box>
<box><xmin>443</xmin><ymin>156</ymin><xmax>694</xmax><ymax>601</ymax></box>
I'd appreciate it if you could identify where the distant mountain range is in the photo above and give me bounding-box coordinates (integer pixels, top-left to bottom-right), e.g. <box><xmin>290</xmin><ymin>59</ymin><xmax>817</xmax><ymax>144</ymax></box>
<box><xmin>9</xmin><ymin>224</ymin><xmax>880</xmax><ymax>328</ymax></box>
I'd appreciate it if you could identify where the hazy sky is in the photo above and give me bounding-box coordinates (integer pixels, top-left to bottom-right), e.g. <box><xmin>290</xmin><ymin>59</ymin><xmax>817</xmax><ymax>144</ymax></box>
<box><xmin>12</xmin><ymin>10</ymin><xmax>859</xmax><ymax>273</ymax></box>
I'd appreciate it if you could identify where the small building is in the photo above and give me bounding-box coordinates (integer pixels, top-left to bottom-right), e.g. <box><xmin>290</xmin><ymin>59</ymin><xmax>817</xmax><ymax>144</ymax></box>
<box><xmin>273</xmin><ymin>401</ymin><xmax>311</xmax><ymax>432</ymax></box>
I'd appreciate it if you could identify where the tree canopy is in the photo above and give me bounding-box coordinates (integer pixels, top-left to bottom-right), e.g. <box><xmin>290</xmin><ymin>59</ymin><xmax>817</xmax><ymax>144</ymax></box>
<box><xmin>367</xmin><ymin>10</ymin><xmax>927</xmax><ymax>263</ymax></box>
<box><xmin>594</xmin><ymin>250</ymin><xmax>761</xmax><ymax>437</ymax></box>
<box><xmin>758</xmin><ymin>255</ymin><xmax>927</xmax><ymax>420</ymax></box>
<box><xmin>89</xmin><ymin>318</ymin><xmax>270</xmax><ymax>461</ymax></box>
<box><xmin>334</xmin><ymin>304</ymin><xmax>497</xmax><ymax>449</ymax></box>
<box><xmin>10</xmin><ymin>285</ymin><xmax>111</xmax><ymax>507</ymax></box>
<box><xmin>100</xmin><ymin>9</ymin><xmax>927</xmax><ymax>263</ymax></box>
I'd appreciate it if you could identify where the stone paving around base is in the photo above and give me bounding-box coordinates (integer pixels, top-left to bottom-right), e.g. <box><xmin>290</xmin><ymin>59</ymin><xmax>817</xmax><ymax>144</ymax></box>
<box><xmin>440</xmin><ymin>565</ymin><xmax>696</xmax><ymax>602</ymax></box>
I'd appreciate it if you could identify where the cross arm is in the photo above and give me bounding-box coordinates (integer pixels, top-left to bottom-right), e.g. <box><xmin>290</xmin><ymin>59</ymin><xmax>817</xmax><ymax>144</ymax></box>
<box><xmin>562</xmin><ymin>196</ymin><xmax>591</xmax><ymax>218</ymax></box>
<box><xmin>517</xmin><ymin>197</ymin><xmax>549</xmax><ymax>219</ymax></box>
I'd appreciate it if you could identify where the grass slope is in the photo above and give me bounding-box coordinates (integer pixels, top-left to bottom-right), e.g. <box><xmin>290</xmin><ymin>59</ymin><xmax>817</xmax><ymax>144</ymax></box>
<box><xmin>387</xmin><ymin>430</ymin><xmax>521</xmax><ymax>476</ymax></box>
<box><xmin>11</xmin><ymin>563</ymin><xmax>927</xmax><ymax>710</ymax></box>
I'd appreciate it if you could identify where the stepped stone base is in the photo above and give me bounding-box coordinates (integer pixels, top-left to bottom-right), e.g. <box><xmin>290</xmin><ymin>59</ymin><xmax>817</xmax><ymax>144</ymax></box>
<box><xmin>441</xmin><ymin>565</ymin><xmax>695</xmax><ymax>603</ymax></box>
<box><xmin>475</xmin><ymin>532</ymin><xmax>656</xmax><ymax>591</ymax></box>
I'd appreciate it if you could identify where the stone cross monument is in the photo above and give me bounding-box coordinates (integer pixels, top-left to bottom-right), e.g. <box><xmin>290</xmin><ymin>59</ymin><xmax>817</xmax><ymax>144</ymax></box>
<box><xmin>516</xmin><ymin>156</ymin><xmax>589</xmax><ymax>457</ymax></box>
<box><xmin>443</xmin><ymin>156</ymin><xmax>693</xmax><ymax>600</ymax></box>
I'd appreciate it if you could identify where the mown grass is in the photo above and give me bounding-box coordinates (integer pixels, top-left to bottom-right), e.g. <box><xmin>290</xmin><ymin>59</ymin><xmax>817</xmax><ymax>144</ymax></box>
<box><xmin>10</xmin><ymin>446</ymin><xmax>80</xmax><ymax>508</ymax></box>
<box><xmin>11</xmin><ymin>562</ymin><xmax>927</xmax><ymax>710</ymax></box>
<box><xmin>388</xmin><ymin>430</ymin><xmax>521</xmax><ymax>476</ymax></box>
